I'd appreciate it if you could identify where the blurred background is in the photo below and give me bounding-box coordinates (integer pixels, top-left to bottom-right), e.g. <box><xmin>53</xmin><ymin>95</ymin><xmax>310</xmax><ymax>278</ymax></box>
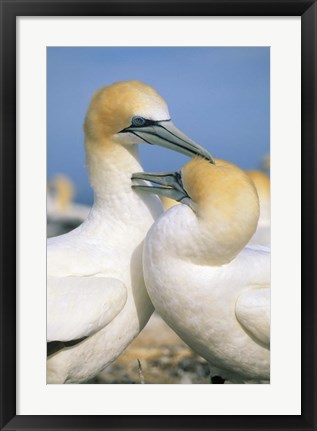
<box><xmin>48</xmin><ymin>47</ymin><xmax>269</xmax><ymax>206</ymax></box>
<box><xmin>47</xmin><ymin>47</ymin><xmax>270</xmax><ymax>383</ymax></box>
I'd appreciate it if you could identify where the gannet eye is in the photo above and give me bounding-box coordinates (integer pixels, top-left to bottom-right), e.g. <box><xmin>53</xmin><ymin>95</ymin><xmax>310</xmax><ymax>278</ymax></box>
<box><xmin>132</xmin><ymin>116</ymin><xmax>146</xmax><ymax>127</ymax></box>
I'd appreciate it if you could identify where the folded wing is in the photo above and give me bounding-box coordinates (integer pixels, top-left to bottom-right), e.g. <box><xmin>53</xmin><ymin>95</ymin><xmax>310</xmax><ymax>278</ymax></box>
<box><xmin>47</xmin><ymin>276</ymin><xmax>127</xmax><ymax>342</ymax></box>
<box><xmin>235</xmin><ymin>287</ymin><xmax>270</xmax><ymax>348</ymax></box>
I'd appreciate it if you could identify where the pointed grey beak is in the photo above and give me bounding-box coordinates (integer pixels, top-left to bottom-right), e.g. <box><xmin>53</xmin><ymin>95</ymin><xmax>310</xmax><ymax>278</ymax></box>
<box><xmin>131</xmin><ymin>171</ymin><xmax>189</xmax><ymax>203</ymax></box>
<box><xmin>121</xmin><ymin>120</ymin><xmax>215</xmax><ymax>163</ymax></box>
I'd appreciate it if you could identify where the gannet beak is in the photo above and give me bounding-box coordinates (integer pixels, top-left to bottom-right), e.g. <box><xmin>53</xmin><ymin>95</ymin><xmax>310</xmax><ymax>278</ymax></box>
<box><xmin>121</xmin><ymin>120</ymin><xmax>215</xmax><ymax>162</ymax></box>
<box><xmin>132</xmin><ymin>171</ymin><xmax>189</xmax><ymax>202</ymax></box>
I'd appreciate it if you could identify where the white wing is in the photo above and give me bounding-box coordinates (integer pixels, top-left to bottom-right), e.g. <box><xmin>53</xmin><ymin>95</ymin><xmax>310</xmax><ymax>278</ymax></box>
<box><xmin>47</xmin><ymin>276</ymin><xmax>127</xmax><ymax>342</ymax></box>
<box><xmin>235</xmin><ymin>287</ymin><xmax>270</xmax><ymax>348</ymax></box>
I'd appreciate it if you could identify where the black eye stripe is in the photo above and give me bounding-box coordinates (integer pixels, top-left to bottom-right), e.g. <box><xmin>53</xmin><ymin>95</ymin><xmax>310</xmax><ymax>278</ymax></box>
<box><xmin>119</xmin><ymin>118</ymin><xmax>171</xmax><ymax>133</ymax></box>
<box><xmin>131</xmin><ymin>118</ymin><xmax>159</xmax><ymax>128</ymax></box>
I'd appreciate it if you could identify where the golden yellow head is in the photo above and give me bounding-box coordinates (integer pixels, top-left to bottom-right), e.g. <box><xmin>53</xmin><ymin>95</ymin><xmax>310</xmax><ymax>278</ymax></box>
<box><xmin>182</xmin><ymin>158</ymin><xmax>257</xmax><ymax>211</ymax></box>
<box><xmin>84</xmin><ymin>80</ymin><xmax>169</xmax><ymax>141</ymax></box>
<box><xmin>181</xmin><ymin>157</ymin><xmax>260</xmax><ymax>254</ymax></box>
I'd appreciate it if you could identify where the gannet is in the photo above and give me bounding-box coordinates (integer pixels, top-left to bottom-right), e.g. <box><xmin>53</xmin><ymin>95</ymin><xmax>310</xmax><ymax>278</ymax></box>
<box><xmin>263</xmin><ymin>153</ymin><xmax>270</xmax><ymax>173</ymax></box>
<box><xmin>48</xmin><ymin>175</ymin><xmax>75</xmax><ymax>213</ymax></box>
<box><xmin>246</xmin><ymin>170</ymin><xmax>270</xmax><ymax>246</ymax></box>
<box><xmin>47</xmin><ymin>81</ymin><xmax>213</xmax><ymax>383</ymax></box>
<box><xmin>132</xmin><ymin>157</ymin><xmax>270</xmax><ymax>383</ymax></box>
<box><xmin>47</xmin><ymin>175</ymin><xmax>91</xmax><ymax>237</ymax></box>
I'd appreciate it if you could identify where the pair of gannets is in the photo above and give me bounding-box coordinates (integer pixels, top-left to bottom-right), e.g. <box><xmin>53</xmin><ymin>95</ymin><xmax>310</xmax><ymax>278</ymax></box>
<box><xmin>47</xmin><ymin>81</ymin><xmax>213</xmax><ymax>383</ymax></box>
<box><xmin>133</xmin><ymin>157</ymin><xmax>270</xmax><ymax>383</ymax></box>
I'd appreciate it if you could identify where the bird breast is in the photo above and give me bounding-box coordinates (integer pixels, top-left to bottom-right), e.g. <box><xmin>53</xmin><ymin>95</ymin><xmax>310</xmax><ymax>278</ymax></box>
<box><xmin>143</xmin><ymin>235</ymin><xmax>270</xmax><ymax>380</ymax></box>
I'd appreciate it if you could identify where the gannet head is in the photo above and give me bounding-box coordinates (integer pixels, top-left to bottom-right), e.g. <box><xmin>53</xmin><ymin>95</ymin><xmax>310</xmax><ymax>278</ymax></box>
<box><xmin>132</xmin><ymin>157</ymin><xmax>260</xmax><ymax>264</ymax></box>
<box><xmin>84</xmin><ymin>80</ymin><xmax>214</xmax><ymax>161</ymax></box>
<box><xmin>181</xmin><ymin>158</ymin><xmax>259</xmax><ymax>227</ymax></box>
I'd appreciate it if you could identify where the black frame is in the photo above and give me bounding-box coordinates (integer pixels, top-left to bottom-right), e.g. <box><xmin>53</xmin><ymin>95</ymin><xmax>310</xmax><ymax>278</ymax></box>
<box><xmin>0</xmin><ymin>0</ymin><xmax>316</xmax><ymax>430</ymax></box>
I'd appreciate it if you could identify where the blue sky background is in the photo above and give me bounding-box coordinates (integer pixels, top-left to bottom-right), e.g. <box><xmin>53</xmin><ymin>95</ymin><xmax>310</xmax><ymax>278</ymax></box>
<box><xmin>47</xmin><ymin>47</ymin><xmax>270</xmax><ymax>205</ymax></box>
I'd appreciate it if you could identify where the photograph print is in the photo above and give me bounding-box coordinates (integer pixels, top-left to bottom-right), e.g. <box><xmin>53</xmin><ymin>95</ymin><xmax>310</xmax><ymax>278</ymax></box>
<box><xmin>47</xmin><ymin>47</ymin><xmax>270</xmax><ymax>384</ymax></box>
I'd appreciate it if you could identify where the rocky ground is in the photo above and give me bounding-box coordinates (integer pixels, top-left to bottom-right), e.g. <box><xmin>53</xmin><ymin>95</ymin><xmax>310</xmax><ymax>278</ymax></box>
<box><xmin>90</xmin><ymin>314</ymin><xmax>210</xmax><ymax>384</ymax></box>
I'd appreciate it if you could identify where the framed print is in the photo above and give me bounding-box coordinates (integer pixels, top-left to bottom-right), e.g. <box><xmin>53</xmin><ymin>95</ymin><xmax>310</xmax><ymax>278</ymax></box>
<box><xmin>1</xmin><ymin>0</ymin><xmax>316</xmax><ymax>430</ymax></box>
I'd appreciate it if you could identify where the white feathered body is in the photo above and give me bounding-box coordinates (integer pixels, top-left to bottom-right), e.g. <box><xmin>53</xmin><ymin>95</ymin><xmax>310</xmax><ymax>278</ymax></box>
<box><xmin>143</xmin><ymin>205</ymin><xmax>270</xmax><ymax>382</ymax></box>
<box><xmin>47</xmin><ymin>146</ymin><xmax>162</xmax><ymax>383</ymax></box>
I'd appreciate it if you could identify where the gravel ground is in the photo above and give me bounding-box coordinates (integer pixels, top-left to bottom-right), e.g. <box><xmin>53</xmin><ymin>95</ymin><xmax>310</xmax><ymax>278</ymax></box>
<box><xmin>89</xmin><ymin>314</ymin><xmax>211</xmax><ymax>384</ymax></box>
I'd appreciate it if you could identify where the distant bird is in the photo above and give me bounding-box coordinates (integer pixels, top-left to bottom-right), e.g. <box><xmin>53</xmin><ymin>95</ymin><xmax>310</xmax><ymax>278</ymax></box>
<box><xmin>262</xmin><ymin>153</ymin><xmax>270</xmax><ymax>174</ymax></box>
<box><xmin>47</xmin><ymin>81</ymin><xmax>214</xmax><ymax>383</ymax></box>
<box><xmin>48</xmin><ymin>175</ymin><xmax>75</xmax><ymax>213</ymax></box>
<box><xmin>47</xmin><ymin>175</ymin><xmax>91</xmax><ymax>237</ymax></box>
<box><xmin>246</xmin><ymin>170</ymin><xmax>270</xmax><ymax>246</ymax></box>
<box><xmin>132</xmin><ymin>157</ymin><xmax>270</xmax><ymax>383</ymax></box>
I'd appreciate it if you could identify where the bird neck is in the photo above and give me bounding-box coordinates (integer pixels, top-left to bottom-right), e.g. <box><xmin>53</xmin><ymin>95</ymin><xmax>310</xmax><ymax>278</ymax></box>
<box><xmin>85</xmin><ymin>138</ymin><xmax>143</xmax><ymax>209</ymax></box>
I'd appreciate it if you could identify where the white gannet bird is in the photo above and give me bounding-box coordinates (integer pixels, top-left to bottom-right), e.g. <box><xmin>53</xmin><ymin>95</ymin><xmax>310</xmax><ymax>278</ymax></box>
<box><xmin>47</xmin><ymin>175</ymin><xmax>91</xmax><ymax>237</ymax></box>
<box><xmin>132</xmin><ymin>157</ymin><xmax>270</xmax><ymax>383</ymax></box>
<box><xmin>246</xmin><ymin>170</ymin><xmax>270</xmax><ymax>247</ymax></box>
<box><xmin>47</xmin><ymin>81</ymin><xmax>213</xmax><ymax>383</ymax></box>
<box><xmin>47</xmin><ymin>175</ymin><xmax>75</xmax><ymax>214</ymax></box>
